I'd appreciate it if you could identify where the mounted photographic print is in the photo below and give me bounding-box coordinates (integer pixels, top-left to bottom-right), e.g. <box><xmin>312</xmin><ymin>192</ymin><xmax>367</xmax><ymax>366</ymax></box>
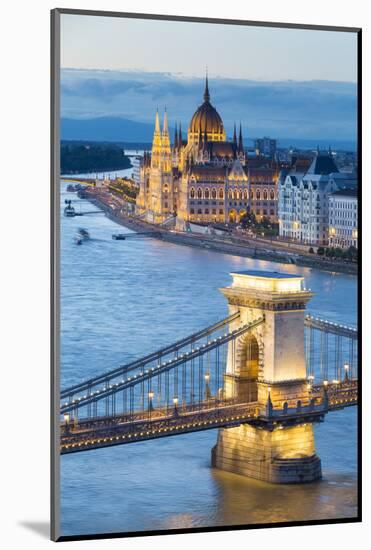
<box><xmin>51</xmin><ymin>9</ymin><xmax>361</xmax><ymax>542</ymax></box>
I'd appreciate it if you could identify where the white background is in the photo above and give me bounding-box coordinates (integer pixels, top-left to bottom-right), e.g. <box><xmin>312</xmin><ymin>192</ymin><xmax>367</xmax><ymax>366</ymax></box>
<box><xmin>1</xmin><ymin>0</ymin><xmax>369</xmax><ymax>547</ymax></box>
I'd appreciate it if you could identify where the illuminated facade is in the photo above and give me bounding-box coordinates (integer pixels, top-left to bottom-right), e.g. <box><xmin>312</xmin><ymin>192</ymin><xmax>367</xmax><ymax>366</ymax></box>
<box><xmin>328</xmin><ymin>188</ymin><xmax>358</xmax><ymax>248</ymax></box>
<box><xmin>137</xmin><ymin>78</ymin><xmax>279</xmax><ymax>226</ymax></box>
<box><xmin>278</xmin><ymin>150</ymin><xmax>357</xmax><ymax>245</ymax></box>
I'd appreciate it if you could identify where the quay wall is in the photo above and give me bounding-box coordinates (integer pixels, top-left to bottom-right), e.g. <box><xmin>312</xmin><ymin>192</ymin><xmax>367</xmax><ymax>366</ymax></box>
<box><xmin>81</xmin><ymin>191</ymin><xmax>357</xmax><ymax>276</ymax></box>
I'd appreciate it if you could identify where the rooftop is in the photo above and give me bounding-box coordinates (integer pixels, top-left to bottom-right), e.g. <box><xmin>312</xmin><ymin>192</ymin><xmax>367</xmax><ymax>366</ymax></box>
<box><xmin>229</xmin><ymin>270</ymin><xmax>305</xmax><ymax>293</ymax></box>
<box><xmin>231</xmin><ymin>270</ymin><xmax>303</xmax><ymax>279</ymax></box>
<box><xmin>306</xmin><ymin>151</ymin><xmax>339</xmax><ymax>176</ymax></box>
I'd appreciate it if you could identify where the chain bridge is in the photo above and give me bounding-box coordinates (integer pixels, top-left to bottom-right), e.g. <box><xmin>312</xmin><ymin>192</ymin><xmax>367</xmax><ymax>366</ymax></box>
<box><xmin>60</xmin><ymin>270</ymin><xmax>358</xmax><ymax>484</ymax></box>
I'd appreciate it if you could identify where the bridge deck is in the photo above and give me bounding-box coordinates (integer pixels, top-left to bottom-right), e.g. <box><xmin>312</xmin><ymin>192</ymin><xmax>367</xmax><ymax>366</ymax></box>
<box><xmin>60</xmin><ymin>383</ymin><xmax>357</xmax><ymax>455</ymax></box>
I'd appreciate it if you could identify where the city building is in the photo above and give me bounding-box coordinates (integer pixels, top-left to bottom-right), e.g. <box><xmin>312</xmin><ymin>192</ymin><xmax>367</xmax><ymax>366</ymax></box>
<box><xmin>248</xmin><ymin>163</ymin><xmax>278</xmax><ymax>221</ymax></box>
<box><xmin>329</xmin><ymin>188</ymin><xmax>358</xmax><ymax>248</ymax></box>
<box><xmin>254</xmin><ymin>137</ymin><xmax>277</xmax><ymax>158</ymax></box>
<box><xmin>278</xmin><ymin>150</ymin><xmax>357</xmax><ymax>245</ymax></box>
<box><xmin>136</xmin><ymin>77</ymin><xmax>279</xmax><ymax>226</ymax></box>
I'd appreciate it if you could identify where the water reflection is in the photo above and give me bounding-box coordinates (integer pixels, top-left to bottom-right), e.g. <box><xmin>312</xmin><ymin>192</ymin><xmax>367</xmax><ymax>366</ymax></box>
<box><xmin>211</xmin><ymin>469</ymin><xmax>357</xmax><ymax>526</ymax></box>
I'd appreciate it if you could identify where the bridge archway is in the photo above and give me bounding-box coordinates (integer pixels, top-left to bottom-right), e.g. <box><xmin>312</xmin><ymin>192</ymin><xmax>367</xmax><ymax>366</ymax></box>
<box><xmin>234</xmin><ymin>332</ymin><xmax>260</xmax><ymax>402</ymax></box>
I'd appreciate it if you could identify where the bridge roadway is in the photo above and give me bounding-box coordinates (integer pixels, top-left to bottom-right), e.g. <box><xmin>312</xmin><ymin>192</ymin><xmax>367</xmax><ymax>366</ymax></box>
<box><xmin>60</xmin><ymin>381</ymin><xmax>357</xmax><ymax>455</ymax></box>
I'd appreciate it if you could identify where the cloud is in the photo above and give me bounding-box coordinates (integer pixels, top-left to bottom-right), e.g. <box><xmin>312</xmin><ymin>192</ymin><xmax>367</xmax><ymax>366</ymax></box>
<box><xmin>61</xmin><ymin>69</ymin><xmax>357</xmax><ymax>140</ymax></box>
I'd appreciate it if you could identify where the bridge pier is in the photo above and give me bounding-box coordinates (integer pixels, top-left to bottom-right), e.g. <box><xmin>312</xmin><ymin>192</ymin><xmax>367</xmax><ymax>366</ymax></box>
<box><xmin>212</xmin><ymin>423</ymin><xmax>321</xmax><ymax>483</ymax></box>
<box><xmin>212</xmin><ymin>270</ymin><xmax>322</xmax><ymax>484</ymax></box>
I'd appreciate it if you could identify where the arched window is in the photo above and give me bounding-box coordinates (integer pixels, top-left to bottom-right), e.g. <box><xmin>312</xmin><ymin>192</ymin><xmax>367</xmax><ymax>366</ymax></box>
<box><xmin>205</xmin><ymin>208</ymin><xmax>209</xmax><ymax>214</ymax></box>
<box><xmin>256</xmin><ymin>189</ymin><xmax>261</xmax><ymax>200</ymax></box>
<box><xmin>197</xmin><ymin>188</ymin><xmax>202</xmax><ymax>199</ymax></box>
<box><xmin>190</xmin><ymin>208</ymin><xmax>194</xmax><ymax>214</ymax></box>
<box><xmin>270</xmin><ymin>189</ymin><xmax>275</xmax><ymax>200</ymax></box>
<box><xmin>228</xmin><ymin>189</ymin><xmax>233</xmax><ymax>199</ymax></box>
<box><xmin>233</xmin><ymin>190</ymin><xmax>238</xmax><ymax>200</ymax></box>
<box><xmin>219</xmin><ymin>188</ymin><xmax>224</xmax><ymax>199</ymax></box>
<box><xmin>211</xmin><ymin>188</ymin><xmax>217</xmax><ymax>199</ymax></box>
<box><xmin>205</xmin><ymin>188</ymin><xmax>210</xmax><ymax>199</ymax></box>
<box><xmin>250</xmin><ymin>190</ymin><xmax>254</xmax><ymax>200</ymax></box>
<box><xmin>190</xmin><ymin>187</ymin><xmax>195</xmax><ymax>198</ymax></box>
<box><xmin>197</xmin><ymin>208</ymin><xmax>202</xmax><ymax>214</ymax></box>
<box><xmin>244</xmin><ymin>190</ymin><xmax>248</xmax><ymax>200</ymax></box>
<box><xmin>263</xmin><ymin>189</ymin><xmax>268</xmax><ymax>200</ymax></box>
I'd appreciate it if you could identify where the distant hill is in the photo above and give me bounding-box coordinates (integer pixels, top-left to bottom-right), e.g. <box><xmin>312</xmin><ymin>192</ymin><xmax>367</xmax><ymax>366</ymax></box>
<box><xmin>61</xmin><ymin>117</ymin><xmax>169</xmax><ymax>143</ymax></box>
<box><xmin>61</xmin><ymin>117</ymin><xmax>357</xmax><ymax>153</ymax></box>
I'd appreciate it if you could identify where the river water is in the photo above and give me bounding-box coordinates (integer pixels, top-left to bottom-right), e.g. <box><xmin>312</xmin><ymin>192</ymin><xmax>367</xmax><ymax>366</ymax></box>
<box><xmin>59</xmin><ymin>179</ymin><xmax>358</xmax><ymax>537</ymax></box>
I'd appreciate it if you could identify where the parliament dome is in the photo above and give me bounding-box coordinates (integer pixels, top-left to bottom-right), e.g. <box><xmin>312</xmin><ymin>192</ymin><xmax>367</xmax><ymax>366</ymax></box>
<box><xmin>188</xmin><ymin>77</ymin><xmax>226</xmax><ymax>142</ymax></box>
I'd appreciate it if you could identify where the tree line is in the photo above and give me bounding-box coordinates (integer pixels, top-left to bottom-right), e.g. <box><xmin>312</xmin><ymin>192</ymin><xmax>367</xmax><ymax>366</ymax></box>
<box><xmin>61</xmin><ymin>142</ymin><xmax>132</xmax><ymax>174</ymax></box>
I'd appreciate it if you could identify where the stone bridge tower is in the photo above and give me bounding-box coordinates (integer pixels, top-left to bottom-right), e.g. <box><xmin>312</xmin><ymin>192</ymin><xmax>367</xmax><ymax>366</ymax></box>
<box><xmin>212</xmin><ymin>270</ymin><xmax>322</xmax><ymax>483</ymax></box>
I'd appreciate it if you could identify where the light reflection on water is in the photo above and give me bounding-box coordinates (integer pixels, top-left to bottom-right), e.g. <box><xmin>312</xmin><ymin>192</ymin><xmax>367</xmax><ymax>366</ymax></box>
<box><xmin>60</xmin><ymin>181</ymin><xmax>358</xmax><ymax>537</ymax></box>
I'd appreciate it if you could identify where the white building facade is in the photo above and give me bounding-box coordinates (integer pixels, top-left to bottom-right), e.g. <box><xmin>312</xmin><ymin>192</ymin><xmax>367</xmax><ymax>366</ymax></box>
<box><xmin>328</xmin><ymin>189</ymin><xmax>358</xmax><ymax>248</ymax></box>
<box><xmin>278</xmin><ymin>151</ymin><xmax>357</xmax><ymax>245</ymax></box>
<box><xmin>131</xmin><ymin>155</ymin><xmax>142</xmax><ymax>187</ymax></box>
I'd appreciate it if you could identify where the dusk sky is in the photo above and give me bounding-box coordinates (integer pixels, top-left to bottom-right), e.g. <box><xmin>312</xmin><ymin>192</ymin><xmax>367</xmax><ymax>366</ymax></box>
<box><xmin>60</xmin><ymin>14</ymin><xmax>358</xmax><ymax>142</ymax></box>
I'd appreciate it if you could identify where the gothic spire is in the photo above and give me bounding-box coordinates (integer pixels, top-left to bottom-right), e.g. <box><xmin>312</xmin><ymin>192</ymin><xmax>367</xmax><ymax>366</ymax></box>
<box><xmin>152</xmin><ymin>109</ymin><xmax>162</xmax><ymax>149</ymax></box>
<box><xmin>178</xmin><ymin>122</ymin><xmax>182</xmax><ymax>149</ymax></box>
<box><xmin>174</xmin><ymin>122</ymin><xmax>178</xmax><ymax>149</ymax></box>
<box><xmin>238</xmin><ymin>123</ymin><xmax>244</xmax><ymax>153</ymax></box>
<box><xmin>154</xmin><ymin>108</ymin><xmax>160</xmax><ymax>134</ymax></box>
<box><xmin>162</xmin><ymin>107</ymin><xmax>169</xmax><ymax>135</ymax></box>
<box><xmin>203</xmin><ymin>72</ymin><xmax>210</xmax><ymax>103</ymax></box>
<box><xmin>233</xmin><ymin>122</ymin><xmax>237</xmax><ymax>145</ymax></box>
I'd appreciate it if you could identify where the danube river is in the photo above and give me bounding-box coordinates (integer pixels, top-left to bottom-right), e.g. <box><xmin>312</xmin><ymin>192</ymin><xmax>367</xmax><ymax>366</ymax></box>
<box><xmin>60</xmin><ymin>179</ymin><xmax>358</xmax><ymax>537</ymax></box>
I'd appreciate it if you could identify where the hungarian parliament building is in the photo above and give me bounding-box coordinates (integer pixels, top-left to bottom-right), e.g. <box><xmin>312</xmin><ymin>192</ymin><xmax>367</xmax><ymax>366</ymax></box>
<box><xmin>137</xmin><ymin>77</ymin><xmax>279</xmax><ymax>227</ymax></box>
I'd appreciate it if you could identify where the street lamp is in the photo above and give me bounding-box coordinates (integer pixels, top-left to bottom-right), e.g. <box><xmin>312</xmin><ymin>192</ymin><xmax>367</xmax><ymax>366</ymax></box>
<box><xmin>148</xmin><ymin>391</ymin><xmax>154</xmax><ymax>419</ymax></box>
<box><xmin>344</xmin><ymin>363</ymin><xmax>350</xmax><ymax>382</ymax></box>
<box><xmin>173</xmin><ymin>396</ymin><xmax>179</xmax><ymax>416</ymax></box>
<box><xmin>322</xmin><ymin>380</ymin><xmax>329</xmax><ymax>408</ymax></box>
<box><xmin>63</xmin><ymin>413</ymin><xmax>70</xmax><ymax>433</ymax></box>
<box><xmin>204</xmin><ymin>372</ymin><xmax>211</xmax><ymax>400</ymax></box>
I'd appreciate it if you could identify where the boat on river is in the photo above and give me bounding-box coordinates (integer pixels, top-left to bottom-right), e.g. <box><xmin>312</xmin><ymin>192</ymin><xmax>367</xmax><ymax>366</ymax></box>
<box><xmin>74</xmin><ymin>227</ymin><xmax>90</xmax><ymax>245</ymax></box>
<box><xmin>64</xmin><ymin>201</ymin><xmax>76</xmax><ymax>217</ymax></box>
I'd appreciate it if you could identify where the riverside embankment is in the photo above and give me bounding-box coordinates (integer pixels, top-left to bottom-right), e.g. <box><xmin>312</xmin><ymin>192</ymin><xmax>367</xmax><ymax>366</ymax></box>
<box><xmin>80</xmin><ymin>188</ymin><xmax>357</xmax><ymax>276</ymax></box>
